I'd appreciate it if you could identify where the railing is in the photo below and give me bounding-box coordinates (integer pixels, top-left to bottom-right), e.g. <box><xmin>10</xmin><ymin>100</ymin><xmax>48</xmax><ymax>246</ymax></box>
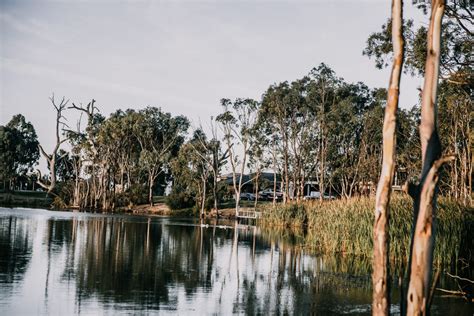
<box><xmin>237</xmin><ymin>210</ymin><xmax>262</xmax><ymax>219</ymax></box>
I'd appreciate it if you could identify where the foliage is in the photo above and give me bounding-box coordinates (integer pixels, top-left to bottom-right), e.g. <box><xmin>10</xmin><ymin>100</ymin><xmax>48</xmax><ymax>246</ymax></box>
<box><xmin>363</xmin><ymin>2</ymin><xmax>472</xmax><ymax>82</ymax></box>
<box><xmin>0</xmin><ymin>114</ymin><xmax>39</xmax><ymax>189</ymax></box>
<box><xmin>363</xmin><ymin>2</ymin><xmax>473</xmax><ymax>204</ymax></box>
<box><xmin>165</xmin><ymin>191</ymin><xmax>195</xmax><ymax>210</ymax></box>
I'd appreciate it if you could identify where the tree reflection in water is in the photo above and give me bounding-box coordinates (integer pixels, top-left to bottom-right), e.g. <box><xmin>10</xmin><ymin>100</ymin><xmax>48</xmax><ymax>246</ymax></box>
<box><xmin>0</xmin><ymin>209</ymin><xmax>472</xmax><ymax>315</ymax></box>
<box><xmin>0</xmin><ymin>216</ymin><xmax>34</xmax><ymax>284</ymax></box>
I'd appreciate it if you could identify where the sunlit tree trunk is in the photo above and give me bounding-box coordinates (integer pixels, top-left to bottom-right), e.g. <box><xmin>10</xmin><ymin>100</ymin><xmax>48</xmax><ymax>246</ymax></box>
<box><xmin>406</xmin><ymin>1</ymin><xmax>453</xmax><ymax>314</ymax></box>
<box><xmin>372</xmin><ymin>0</ymin><xmax>404</xmax><ymax>314</ymax></box>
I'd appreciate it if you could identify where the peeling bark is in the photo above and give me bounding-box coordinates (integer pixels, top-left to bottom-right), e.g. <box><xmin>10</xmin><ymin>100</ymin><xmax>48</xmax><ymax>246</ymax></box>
<box><xmin>372</xmin><ymin>1</ymin><xmax>404</xmax><ymax>315</ymax></box>
<box><xmin>406</xmin><ymin>2</ymin><xmax>448</xmax><ymax>314</ymax></box>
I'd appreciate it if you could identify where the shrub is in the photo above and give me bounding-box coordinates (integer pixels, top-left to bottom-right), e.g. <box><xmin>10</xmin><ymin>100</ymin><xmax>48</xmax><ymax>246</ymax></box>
<box><xmin>165</xmin><ymin>191</ymin><xmax>195</xmax><ymax>210</ymax></box>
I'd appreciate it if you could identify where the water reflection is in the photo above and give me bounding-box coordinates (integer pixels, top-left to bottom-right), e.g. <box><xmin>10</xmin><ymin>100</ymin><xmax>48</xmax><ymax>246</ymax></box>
<box><xmin>0</xmin><ymin>216</ymin><xmax>34</xmax><ymax>284</ymax></box>
<box><xmin>0</xmin><ymin>208</ymin><xmax>472</xmax><ymax>315</ymax></box>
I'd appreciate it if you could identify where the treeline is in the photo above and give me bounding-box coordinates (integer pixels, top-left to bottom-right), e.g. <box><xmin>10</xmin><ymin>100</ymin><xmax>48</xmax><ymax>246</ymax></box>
<box><xmin>0</xmin><ymin>61</ymin><xmax>471</xmax><ymax>212</ymax></box>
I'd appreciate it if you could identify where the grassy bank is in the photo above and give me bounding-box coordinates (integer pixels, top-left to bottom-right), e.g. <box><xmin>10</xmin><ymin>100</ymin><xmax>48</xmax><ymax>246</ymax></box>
<box><xmin>0</xmin><ymin>192</ymin><xmax>52</xmax><ymax>208</ymax></box>
<box><xmin>259</xmin><ymin>195</ymin><xmax>473</xmax><ymax>268</ymax></box>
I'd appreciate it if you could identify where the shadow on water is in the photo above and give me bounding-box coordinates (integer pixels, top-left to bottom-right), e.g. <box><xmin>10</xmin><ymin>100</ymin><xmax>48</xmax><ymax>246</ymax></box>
<box><xmin>0</xmin><ymin>216</ymin><xmax>34</xmax><ymax>284</ymax></box>
<box><xmin>0</xmin><ymin>208</ymin><xmax>472</xmax><ymax>315</ymax></box>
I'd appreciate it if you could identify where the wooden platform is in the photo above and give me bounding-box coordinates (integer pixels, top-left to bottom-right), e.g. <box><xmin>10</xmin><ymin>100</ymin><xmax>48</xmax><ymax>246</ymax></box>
<box><xmin>237</xmin><ymin>210</ymin><xmax>262</xmax><ymax>219</ymax></box>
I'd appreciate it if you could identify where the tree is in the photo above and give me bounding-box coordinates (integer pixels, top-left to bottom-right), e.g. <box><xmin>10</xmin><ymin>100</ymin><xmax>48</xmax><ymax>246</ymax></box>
<box><xmin>189</xmin><ymin>120</ymin><xmax>229</xmax><ymax>217</ymax></box>
<box><xmin>0</xmin><ymin>114</ymin><xmax>39</xmax><ymax>190</ymax></box>
<box><xmin>363</xmin><ymin>1</ymin><xmax>472</xmax><ymax>84</ymax></box>
<box><xmin>260</xmin><ymin>82</ymin><xmax>293</xmax><ymax>202</ymax></box>
<box><xmin>363</xmin><ymin>0</ymin><xmax>472</xmax><ymax>203</ymax></box>
<box><xmin>216</xmin><ymin>98</ymin><xmax>258</xmax><ymax>216</ymax></box>
<box><xmin>372</xmin><ymin>0</ymin><xmax>404</xmax><ymax>314</ymax></box>
<box><xmin>437</xmin><ymin>80</ymin><xmax>473</xmax><ymax>205</ymax></box>
<box><xmin>37</xmin><ymin>95</ymin><xmax>69</xmax><ymax>195</ymax></box>
<box><xmin>133</xmin><ymin>107</ymin><xmax>189</xmax><ymax>206</ymax></box>
<box><xmin>168</xmin><ymin>141</ymin><xmax>205</xmax><ymax>212</ymax></box>
<box><xmin>307</xmin><ymin>64</ymin><xmax>342</xmax><ymax>201</ymax></box>
<box><xmin>405</xmin><ymin>1</ymin><xmax>453</xmax><ymax>313</ymax></box>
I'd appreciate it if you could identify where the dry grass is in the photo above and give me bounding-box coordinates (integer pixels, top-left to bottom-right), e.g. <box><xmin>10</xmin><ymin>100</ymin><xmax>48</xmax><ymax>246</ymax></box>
<box><xmin>259</xmin><ymin>194</ymin><xmax>473</xmax><ymax>267</ymax></box>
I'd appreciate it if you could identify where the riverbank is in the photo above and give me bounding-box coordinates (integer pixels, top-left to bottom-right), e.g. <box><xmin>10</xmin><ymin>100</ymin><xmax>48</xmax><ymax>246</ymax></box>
<box><xmin>0</xmin><ymin>192</ymin><xmax>52</xmax><ymax>208</ymax></box>
<box><xmin>258</xmin><ymin>194</ymin><xmax>474</xmax><ymax>268</ymax></box>
<box><xmin>0</xmin><ymin>192</ymin><xmax>248</xmax><ymax>218</ymax></box>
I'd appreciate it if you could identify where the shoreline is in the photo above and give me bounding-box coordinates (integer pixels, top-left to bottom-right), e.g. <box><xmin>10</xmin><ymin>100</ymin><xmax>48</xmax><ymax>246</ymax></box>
<box><xmin>0</xmin><ymin>195</ymin><xmax>247</xmax><ymax>220</ymax></box>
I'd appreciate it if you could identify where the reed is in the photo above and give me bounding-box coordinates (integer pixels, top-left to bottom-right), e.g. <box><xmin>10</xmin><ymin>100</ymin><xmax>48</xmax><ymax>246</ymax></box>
<box><xmin>259</xmin><ymin>194</ymin><xmax>472</xmax><ymax>267</ymax></box>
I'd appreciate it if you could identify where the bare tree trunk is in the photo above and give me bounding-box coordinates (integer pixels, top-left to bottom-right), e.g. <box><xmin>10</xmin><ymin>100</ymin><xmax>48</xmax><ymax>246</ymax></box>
<box><xmin>213</xmin><ymin>170</ymin><xmax>219</xmax><ymax>218</ymax></box>
<box><xmin>272</xmin><ymin>144</ymin><xmax>278</xmax><ymax>206</ymax></box>
<box><xmin>201</xmin><ymin>174</ymin><xmax>207</xmax><ymax>218</ymax></box>
<box><xmin>254</xmin><ymin>167</ymin><xmax>261</xmax><ymax>209</ymax></box>
<box><xmin>37</xmin><ymin>95</ymin><xmax>69</xmax><ymax>196</ymax></box>
<box><xmin>148</xmin><ymin>170</ymin><xmax>155</xmax><ymax>207</ymax></box>
<box><xmin>283</xmin><ymin>134</ymin><xmax>290</xmax><ymax>203</ymax></box>
<box><xmin>319</xmin><ymin>135</ymin><xmax>325</xmax><ymax>202</ymax></box>
<box><xmin>372</xmin><ymin>2</ymin><xmax>404</xmax><ymax>315</ymax></box>
<box><xmin>406</xmin><ymin>2</ymin><xmax>452</xmax><ymax>315</ymax></box>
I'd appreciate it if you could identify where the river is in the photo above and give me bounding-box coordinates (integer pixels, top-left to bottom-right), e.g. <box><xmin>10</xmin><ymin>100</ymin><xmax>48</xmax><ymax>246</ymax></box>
<box><xmin>0</xmin><ymin>207</ymin><xmax>472</xmax><ymax>315</ymax></box>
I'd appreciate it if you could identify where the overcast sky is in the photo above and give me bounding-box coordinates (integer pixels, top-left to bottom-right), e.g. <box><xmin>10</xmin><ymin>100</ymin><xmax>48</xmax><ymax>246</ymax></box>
<box><xmin>1</xmin><ymin>0</ymin><xmax>426</xmax><ymax>154</ymax></box>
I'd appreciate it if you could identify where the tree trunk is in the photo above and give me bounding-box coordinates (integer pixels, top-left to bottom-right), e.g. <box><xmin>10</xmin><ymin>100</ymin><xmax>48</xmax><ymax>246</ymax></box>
<box><xmin>149</xmin><ymin>173</ymin><xmax>154</xmax><ymax>207</ymax></box>
<box><xmin>213</xmin><ymin>171</ymin><xmax>219</xmax><ymax>218</ymax></box>
<box><xmin>254</xmin><ymin>168</ymin><xmax>260</xmax><ymax>209</ymax></box>
<box><xmin>406</xmin><ymin>1</ymin><xmax>450</xmax><ymax>315</ymax></box>
<box><xmin>273</xmin><ymin>148</ymin><xmax>278</xmax><ymax>206</ymax></box>
<box><xmin>201</xmin><ymin>175</ymin><xmax>207</xmax><ymax>218</ymax></box>
<box><xmin>372</xmin><ymin>1</ymin><xmax>404</xmax><ymax>314</ymax></box>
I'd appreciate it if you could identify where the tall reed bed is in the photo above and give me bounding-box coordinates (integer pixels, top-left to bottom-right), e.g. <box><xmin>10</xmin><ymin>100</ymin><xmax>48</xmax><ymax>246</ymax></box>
<box><xmin>259</xmin><ymin>194</ymin><xmax>472</xmax><ymax>267</ymax></box>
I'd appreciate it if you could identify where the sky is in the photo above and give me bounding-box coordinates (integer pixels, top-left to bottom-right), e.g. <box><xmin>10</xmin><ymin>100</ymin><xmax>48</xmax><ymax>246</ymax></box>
<box><xmin>1</xmin><ymin>0</ymin><xmax>427</xmax><ymax>157</ymax></box>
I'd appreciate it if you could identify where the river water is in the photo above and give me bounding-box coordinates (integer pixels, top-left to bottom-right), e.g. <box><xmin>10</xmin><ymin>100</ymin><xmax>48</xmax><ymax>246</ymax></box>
<box><xmin>0</xmin><ymin>207</ymin><xmax>472</xmax><ymax>315</ymax></box>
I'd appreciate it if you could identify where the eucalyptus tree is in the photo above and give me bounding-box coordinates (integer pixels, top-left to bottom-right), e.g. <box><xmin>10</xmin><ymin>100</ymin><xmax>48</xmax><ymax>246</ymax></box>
<box><xmin>326</xmin><ymin>92</ymin><xmax>364</xmax><ymax>198</ymax></box>
<box><xmin>307</xmin><ymin>63</ymin><xmax>341</xmax><ymax>200</ymax></box>
<box><xmin>0</xmin><ymin>114</ymin><xmax>39</xmax><ymax>191</ymax></box>
<box><xmin>255</xmin><ymin>113</ymin><xmax>283</xmax><ymax>206</ymax></box>
<box><xmin>371</xmin><ymin>0</ymin><xmax>404</xmax><ymax>313</ymax></box>
<box><xmin>37</xmin><ymin>95</ymin><xmax>69</xmax><ymax>195</ymax></box>
<box><xmin>133</xmin><ymin>107</ymin><xmax>189</xmax><ymax>206</ymax></box>
<box><xmin>189</xmin><ymin>121</ymin><xmax>229</xmax><ymax>217</ymax></box>
<box><xmin>168</xmin><ymin>139</ymin><xmax>207</xmax><ymax>212</ymax></box>
<box><xmin>363</xmin><ymin>0</ymin><xmax>472</xmax><ymax>203</ymax></box>
<box><xmin>367</xmin><ymin>0</ymin><xmax>454</xmax><ymax>313</ymax></box>
<box><xmin>405</xmin><ymin>1</ymin><xmax>453</xmax><ymax>312</ymax></box>
<box><xmin>287</xmin><ymin>77</ymin><xmax>317</xmax><ymax>201</ymax></box>
<box><xmin>96</xmin><ymin>112</ymin><xmax>138</xmax><ymax>210</ymax></box>
<box><xmin>216</xmin><ymin>98</ymin><xmax>258</xmax><ymax>215</ymax></box>
<box><xmin>260</xmin><ymin>82</ymin><xmax>293</xmax><ymax>202</ymax></box>
<box><xmin>67</xmin><ymin>99</ymin><xmax>105</xmax><ymax>208</ymax></box>
<box><xmin>363</xmin><ymin>0</ymin><xmax>471</xmax><ymax>84</ymax></box>
<box><xmin>437</xmin><ymin>80</ymin><xmax>472</xmax><ymax>205</ymax></box>
<box><xmin>247</xmin><ymin>119</ymin><xmax>271</xmax><ymax>207</ymax></box>
<box><xmin>187</xmin><ymin>129</ymin><xmax>213</xmax><ymax>217</ymax></box>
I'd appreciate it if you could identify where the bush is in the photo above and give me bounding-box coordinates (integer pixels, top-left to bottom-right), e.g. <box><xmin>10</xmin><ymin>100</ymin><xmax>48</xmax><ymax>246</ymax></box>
<box><xmin>165</xmin><ymin>191</ymin><xmax>195</xmax><ymax>210</ymax></box>
<box><xmin>127</xmin><ymin>184</ymin><xmax>148</xmax><ymax>205</ymax></box>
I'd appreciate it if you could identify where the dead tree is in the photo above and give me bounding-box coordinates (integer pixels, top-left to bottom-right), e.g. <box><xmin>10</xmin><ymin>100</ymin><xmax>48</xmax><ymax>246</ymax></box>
<box><xmin>405</xmin><ymin>1</ymin><xmax>454</xmax><ymax>314</ymax></box>
<box><xmin>372</xmin><ymin>1</ymin><xmax>404</xmax><ymax>314</ymax></box>
<box><xmin>69</xmin><ymin>99</ymin><xmax>98</xmax><ymax>123</ymax></box>
<box><xmin>37</xmin><ymin>94</ymin><xmax>69</xmax><ymax>194</ymax></box>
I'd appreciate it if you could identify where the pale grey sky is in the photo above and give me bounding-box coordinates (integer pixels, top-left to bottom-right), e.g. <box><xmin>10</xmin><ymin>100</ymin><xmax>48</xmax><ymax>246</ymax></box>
<box><xmin>1</xmin><ymin>0</ymin><xmax>426</xmax><ymax>154</ymax></box>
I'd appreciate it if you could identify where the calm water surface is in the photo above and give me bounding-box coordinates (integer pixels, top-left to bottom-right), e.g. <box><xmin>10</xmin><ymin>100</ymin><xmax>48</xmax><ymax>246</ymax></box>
<box><xmin>0</xmin><ymin>207</ymin><xmax>472</xmax><ymax>315</ymax></box>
